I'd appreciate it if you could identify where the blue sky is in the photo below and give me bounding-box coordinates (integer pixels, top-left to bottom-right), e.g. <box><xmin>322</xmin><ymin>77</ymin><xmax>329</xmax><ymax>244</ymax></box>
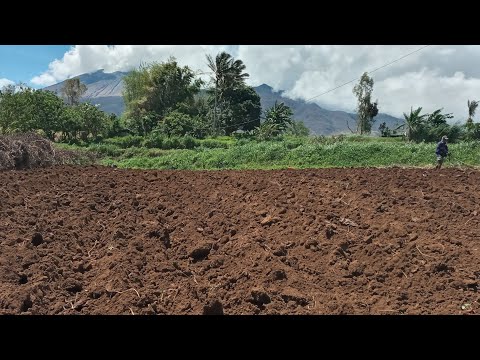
<box><xmin>0</xmin><ymin>45</ymin><xmax>71</xmax><ymax>86</ymax></box>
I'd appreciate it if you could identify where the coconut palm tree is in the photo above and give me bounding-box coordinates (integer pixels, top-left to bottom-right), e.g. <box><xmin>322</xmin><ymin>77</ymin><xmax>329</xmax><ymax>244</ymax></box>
<box><xmin>206</xmin><ymin>52</ymin><xmax>249</xmax><ymax>134</ymax></box>
<box><xmin>426</xmin><ymin>108</ymin><xmax>453</xmax><ymax>127</ymax></box>
<box><xmin>396</xmin><ymin>106</ymin><xmax>427</xmax><ymax>141</ymax></box>
<box><xmin>264</xmin><ymin>101</ymin><xmax>294</xmax><ymax>134</ymax></box>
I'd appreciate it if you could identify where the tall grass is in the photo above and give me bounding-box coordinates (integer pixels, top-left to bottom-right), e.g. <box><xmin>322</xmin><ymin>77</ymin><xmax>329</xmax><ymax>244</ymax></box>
<box><xmin>99</xmin><ymin>140</ymin><xmax>480</xmax><ymax>170</ymax></box>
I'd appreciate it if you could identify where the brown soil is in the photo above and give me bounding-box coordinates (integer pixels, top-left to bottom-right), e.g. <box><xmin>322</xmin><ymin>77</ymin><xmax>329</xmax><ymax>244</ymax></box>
<box><xmin>1</xmin><ymin>165</ymin><xmax>480</xmax><ymax>315</ymax></box>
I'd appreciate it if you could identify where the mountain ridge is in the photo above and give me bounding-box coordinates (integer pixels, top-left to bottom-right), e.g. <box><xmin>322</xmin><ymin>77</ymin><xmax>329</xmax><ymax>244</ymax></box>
<box><xmin>43</xmin><ymin>69</ymin><xmax>402</xmax><ymax>135</ymax></box>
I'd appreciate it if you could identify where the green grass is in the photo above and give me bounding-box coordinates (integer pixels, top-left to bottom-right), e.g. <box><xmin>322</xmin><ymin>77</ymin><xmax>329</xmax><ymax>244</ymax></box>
<box><xmin>96</xmin><ymin>140</ymin><xmax>480</xmax><ymax>170</ymax></box>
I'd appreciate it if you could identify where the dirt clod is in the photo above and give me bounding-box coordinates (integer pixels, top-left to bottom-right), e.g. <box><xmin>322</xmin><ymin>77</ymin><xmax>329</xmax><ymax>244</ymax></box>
<box><xmin>0</xmin><ymin>166</ymin><xmax>479</xmax><ymax>314</ymax></box>
<box><xmin>31</xmin><ymin>233</ymin><xmax>43</xmax><ymax>246</ymax></box>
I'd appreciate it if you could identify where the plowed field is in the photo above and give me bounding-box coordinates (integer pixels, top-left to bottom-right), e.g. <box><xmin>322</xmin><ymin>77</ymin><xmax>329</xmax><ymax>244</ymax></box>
<box><xmin>1</xmin><ymin>166</ymin><xmax>479</xmax><ymax>314</ymax></box>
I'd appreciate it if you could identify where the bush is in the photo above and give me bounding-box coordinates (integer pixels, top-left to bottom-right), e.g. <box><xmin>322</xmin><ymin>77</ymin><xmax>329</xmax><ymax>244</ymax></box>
<box><xmin>103</xmin><ymin>135</ymin><xmax>144</xmax><ymax>148</ymax></box>
<box><xmin>142</xmin><ymin>134</ymin><xmax>166</xmax><ymax>149</ymax></box>
<box><xmin>180</xmin><ymin>135</ymin><xmax>197</xmax><ymax>149</ymax></box>
<box><xmin>88</xmin><ymin>144</ymin><xmax>123</xmax><ymax>157</ymax></box>
<box><xmin>199</xmin><ymin>139</ymin><xmax>230</xmax><ymax>149</ymax></box>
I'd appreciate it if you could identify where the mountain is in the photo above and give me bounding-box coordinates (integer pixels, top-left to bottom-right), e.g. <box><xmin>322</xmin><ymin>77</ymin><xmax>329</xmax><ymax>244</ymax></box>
<box><xmin>255</xmin><ymin>84</ymin><xmax>401</xmax><ymax>135</ymax></box>
<box><xmin>44</xmin><ymin>69</ymin><xmax>127</xmax><ymax>115</ymax></box>
<box><xmin>44</xmin><ymin>70</ymin><xmax>403</xmax><ymax>135</ymax></box>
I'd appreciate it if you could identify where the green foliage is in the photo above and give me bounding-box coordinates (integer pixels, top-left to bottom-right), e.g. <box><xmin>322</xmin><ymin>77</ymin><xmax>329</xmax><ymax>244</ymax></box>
<box><xmin>0</xmin><ymin>84</ymin><xmax>115</xmax><ymax>143</ymax></box>
<box><xmin>154</xmin><ymin>110</ymin><xmax>210</xmax><ymax>138</ymax></box>
<box><xmin>398</xmin><ymin>107</ymin><xmax>427</xmax><ymax>141</ymax></box>
<box><xmin>77</xmin><ymin>103</ymin><xmax>109</xmax><ymax>139</ymax></box>
<box><xmin>0</xmin><ymin>86</ymin><xmax>66</xmax><ymax>140</ymax></box>
<box><xmin>61</xmin><ymin>78</ymin><xmax>87</xmax><ymax>105</ymax></box>
<box><xmin>464</xmin><ymin>123</ymin><xmax>480</xmax><ymax>140</ymax></box>
<box><xmin>254</xmin><ymin>101</ymin><xmax>294</xmax><ymax>140</ymax></box>
<box><xmin>220</xmin><ymin>86</ymin><xmax>261</xmax><ymax>135</ymax></box>
<box><xmin>103</xmin><ymin>135</ymin><xmax>144</xmax><ymax>148</ymax></box>
<box><xmin>199</xmin><ymin>138</ymin><xmax>231</xmax><ymax>149</ymax></box>
<box><xmin>353</xmin><ymin>72</ymin><xmax>378</xmax><ymax>134</ymax></box>
<box><xmin>58</xmin><ymin>103</ymin><xmax>110</xmax><ymax>142</ymax></box>
<box><xmin>206</xmin><ymin>51</ymin><xmax>259</xmax><ymax>135</ymax></box>
<box><xmin>173</xmin><ymin>94</ymin><xmax>212</xmax><ymax>137</ymax></box>
<box><xmin>425</xmin><ymin>108</ymin><xmax>453</xmax><ymax>127</ymax></box>
<box><xmin>397</xmin><ymin>107</ymin><xmax>461</xmax><ymax>143</ymax></box>
<box><xmin>0</xmin><ymin>87</ymin><xmax>57</xmax><ymax>137</ymax></box>
<box><xmin>102</xmin><ymin>139</ymin><xmax>480</xmax><ymax>170</ymax></box>
<box><xmin>156</xmin><ymin>111</ymin><xmax>192</xmax><ymax>137</ymax></box>
<box><xmin>467</xmin><ymin>100</ymin><xmax>479</xmax><ymax>130</ymax></box>
<box><xmin>123</xmin><ymin>58</ymin><xmax>203</xmax><ymax>135</ymax></box>
<box><xmin>142</xmin><ymin>134</ymin><xmax>231</xmax><ymax>150</ymax></box>
<box><xmin>36</xmin><ymin>91</ymin><xmax>66</xmax><ymax>141</ymax></box>
<box><xmin>88</xmin><ymin>143</ymin><xmax>124</xmax><ymax>157</ymax></box>
<box><xmin>264</xmin><ymin>101</ymin><xmax>293</xmax><ymax>133</ymax></box>
<box><xmin>206</xmin><ymin>52</ymin><xmax>249</xmax><ymax>93</ymax></box>
<box><xmin>287</xmin><ymin>120</ymin><xmax>310</xmax><ymax>137</ymax></box>
<box><xmin>378</xmin><ymin>122</ymin><xmax>392</xmax><ymax>137</ymax></box>
<box><xmin>254</xmin><ymin>122</ymin><xmax>283</xmax><ymax>141</ymax></box>
<box><xmin>0</xmin><ymin>85</ymin><xmax>34</xmax><ymax>133</ymax></box>
<box><xmin>106</xmin><ymin>113</ymin><xmax>130</xmax><ymax>138</ymax></box>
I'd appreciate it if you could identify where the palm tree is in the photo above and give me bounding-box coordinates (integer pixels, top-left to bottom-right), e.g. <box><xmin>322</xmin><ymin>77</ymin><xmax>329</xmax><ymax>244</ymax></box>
<box><xmin>206</xmin><ymin>52</ymin><xmax>249</xmax><ymax>134</ymax></box>
<box><xmin>264</xmin><ymin>101</ymin><xmax>294</xmax><ymax>135</ymax></box>
<box><xmin>426</xmin><ymin>108</ymin><xmax>453</xmax><ymax>127</ymax></box>
<box><xmin>396</xmin><ymin>106</ymin><xmax>427</xmax><ymax>141</ymax></box>
<box><xmin>467</xmin><ymin>100</ymin><xmax>478</xmax><ymax>129</ymax></box>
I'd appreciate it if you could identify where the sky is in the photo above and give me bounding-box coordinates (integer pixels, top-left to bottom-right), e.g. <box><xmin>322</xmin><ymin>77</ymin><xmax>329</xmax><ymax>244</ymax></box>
<box><xmin>1</xmin><ymin>44</ymin><xmax>479</xmax><ymax>121</ymax></box>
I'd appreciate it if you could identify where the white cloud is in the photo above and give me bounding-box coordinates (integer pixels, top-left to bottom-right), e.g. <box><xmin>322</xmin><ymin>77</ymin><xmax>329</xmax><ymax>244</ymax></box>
<box><xmin>30</xmin><ymin>45</ymin><xmax>233</xmax><ymax>86</ymax></box>
<box><xmin>0</xmin><ymin>78</ymin><xmax>14</xmax><ymax>89</ymax></box>
<box><xmin>30</xmin><ymin>45</ymin><xmax>480</xmax><ymax>120</ymax></box>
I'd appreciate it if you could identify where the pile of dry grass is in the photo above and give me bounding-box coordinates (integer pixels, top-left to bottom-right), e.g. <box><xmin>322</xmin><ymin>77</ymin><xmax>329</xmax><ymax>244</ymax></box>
<box><xmin>0</xmin><ymin>133</ymin><xmax>95</xmax><ymax>170</ymax></box>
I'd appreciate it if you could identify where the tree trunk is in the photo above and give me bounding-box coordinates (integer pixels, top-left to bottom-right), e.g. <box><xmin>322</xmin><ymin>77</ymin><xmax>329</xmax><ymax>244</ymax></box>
<box><xmin>214</xmin><ymin>87</ymin><xmax>218</xmax><ymax>135</ymax></box>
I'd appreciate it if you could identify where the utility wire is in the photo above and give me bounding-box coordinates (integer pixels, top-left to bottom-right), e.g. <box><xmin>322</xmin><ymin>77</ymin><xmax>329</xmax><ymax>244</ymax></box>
<box><xmin>305</xmin><ymin>45</ymin><xmax>431</xmax><ymax>102</ymax></box>
<box><xmin>198</xmin><ymin>45</ymin><xmax>432</xmax><ymax>131</ymax></box>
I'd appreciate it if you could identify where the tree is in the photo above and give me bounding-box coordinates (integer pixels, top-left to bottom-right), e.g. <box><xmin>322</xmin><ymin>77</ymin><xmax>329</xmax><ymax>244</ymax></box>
<box><xmin>123</xmin><ymin>58</ymin><xmax>203</xmax><ymax>135</ymax></box>
<box><xmin>155</xmin><ymin>111</ymin><xmax>196</xmax><ymax>137</ymax></box>
<box><xmin>0</xmin><ymin>84</ymin><xmax>18</xmax><ymax>133</ymax></box>
<box><xmin>397</xmin><ymin>107</ymin><xmax>427</xmax><ymax>141</ymax></box>
<box><xmin>106</xmin><ymin>113</ymin><xmax>130</xmax><ymax>138</ymax></box>
<box><xmin>255</xmin><ymin>101</ymin><xmax>294</xmax><ymax>139</ymax></box>
<box><xmin>378</xmin><ymin>122</ymin><xmax>391</xmax><ymax>137</ymax></box>
<box><xmin>5</xmin><ymin>85</ymin><xmax>37</xmax><ymax>133</ymax></box>
<box><xmin>172</xmin><ymin>94</ymin><xmax>212</xmax><ymax>138</ymax></box>
<box><xmin>0</xmin><ymin>86</ymin><xmax>65</xmax><ymax>137</ymax></box>
<box><xmin>206</xmin><ymin>52</ymin><xmax>249</xmax><ymax>134</ymax></box>
<box><xmin>353</xmin><ymin>72</ymin><xmax>378</xmax><ymax>134</ymax></box>
<box><xmin>426</xmin><ymin>108</ymin><xmax>453</xmax><ymax>127</ymax></box>
<box><xmin>466</xmin><ymin>100</ymin><xmax>478</xmax><ymax>130</ymax></box>
<box><xmin>264</xmin><ymin>101</ymin><xmax>293</xmax><ymax>133</ymax></box>
<box><xmin>77</xmin><ymin>103</ymin><xmax>108</xmax><ymax>139</ymax></box>
<box><xmin>287</xmin><ymin>120</ymin><xmax>310</xmax><ymax>137</ymax></box>
<box><xmin>32</xmin><ymin>90</ymin><xmax>66</xmax><ymax>141</ymax></box>
<box><xmin>221</xmin><ymin>86</ymin><xmax>261</xmax><ymax>135</ymax></box>
<box><xmin>61</xmin><ymin>78</ymin><xmax>87</xmax><ymax>105</ymax></box>
<box><xmin>0</xmin><ymin>82</ymin><xmax>114</xmax><ymax>142</ymax></box>
<box><xmin>60</xmin><ymin>105</ymin><xmax>82</xmax><ymax>141</ymax></box>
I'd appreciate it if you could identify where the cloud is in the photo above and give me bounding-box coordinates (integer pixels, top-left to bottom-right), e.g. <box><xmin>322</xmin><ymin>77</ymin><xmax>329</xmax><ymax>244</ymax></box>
<box><xmin>0</xmin><ymin>78</ymin><xmax>15</xmax><ymax>89</ymax></box>
<box><xmin>30</xmin><ymin>45</ymin><xmax>234</xmax><ymax>86</ymax></box>
<box><xmin>31</xmin><ymin>45</ymin><xmax>480</xmax><ymax>120</ymax></box>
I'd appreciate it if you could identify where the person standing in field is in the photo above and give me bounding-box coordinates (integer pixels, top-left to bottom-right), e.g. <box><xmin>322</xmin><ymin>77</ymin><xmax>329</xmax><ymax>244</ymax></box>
<box><xmin>435</xmin><ymin>135</ymin><xmax>449</xmax><ymax>169</ymax></box>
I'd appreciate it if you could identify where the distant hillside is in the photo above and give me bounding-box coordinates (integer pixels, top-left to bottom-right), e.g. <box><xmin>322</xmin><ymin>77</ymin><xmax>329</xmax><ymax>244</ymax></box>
<box><xmin>44</xmin><ymin>69</ymin><xmax>402</xmax><ymax>135</ymax></box>
<box><xmin>255</xmin><ymin>84</ymin><xmax>401</xmax><ymax>135</ymax></box>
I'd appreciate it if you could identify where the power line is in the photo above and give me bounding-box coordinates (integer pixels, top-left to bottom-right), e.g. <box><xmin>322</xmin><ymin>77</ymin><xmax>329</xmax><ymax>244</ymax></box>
<box><xmin>197</xmin><ymin>45</ymin><xmax>432</xmax><ymax>132</ymax></box>
<box><xmin>305</xmin><ymin>45</ymin><xmax>431</xmax><ymax>102</ymax></box>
